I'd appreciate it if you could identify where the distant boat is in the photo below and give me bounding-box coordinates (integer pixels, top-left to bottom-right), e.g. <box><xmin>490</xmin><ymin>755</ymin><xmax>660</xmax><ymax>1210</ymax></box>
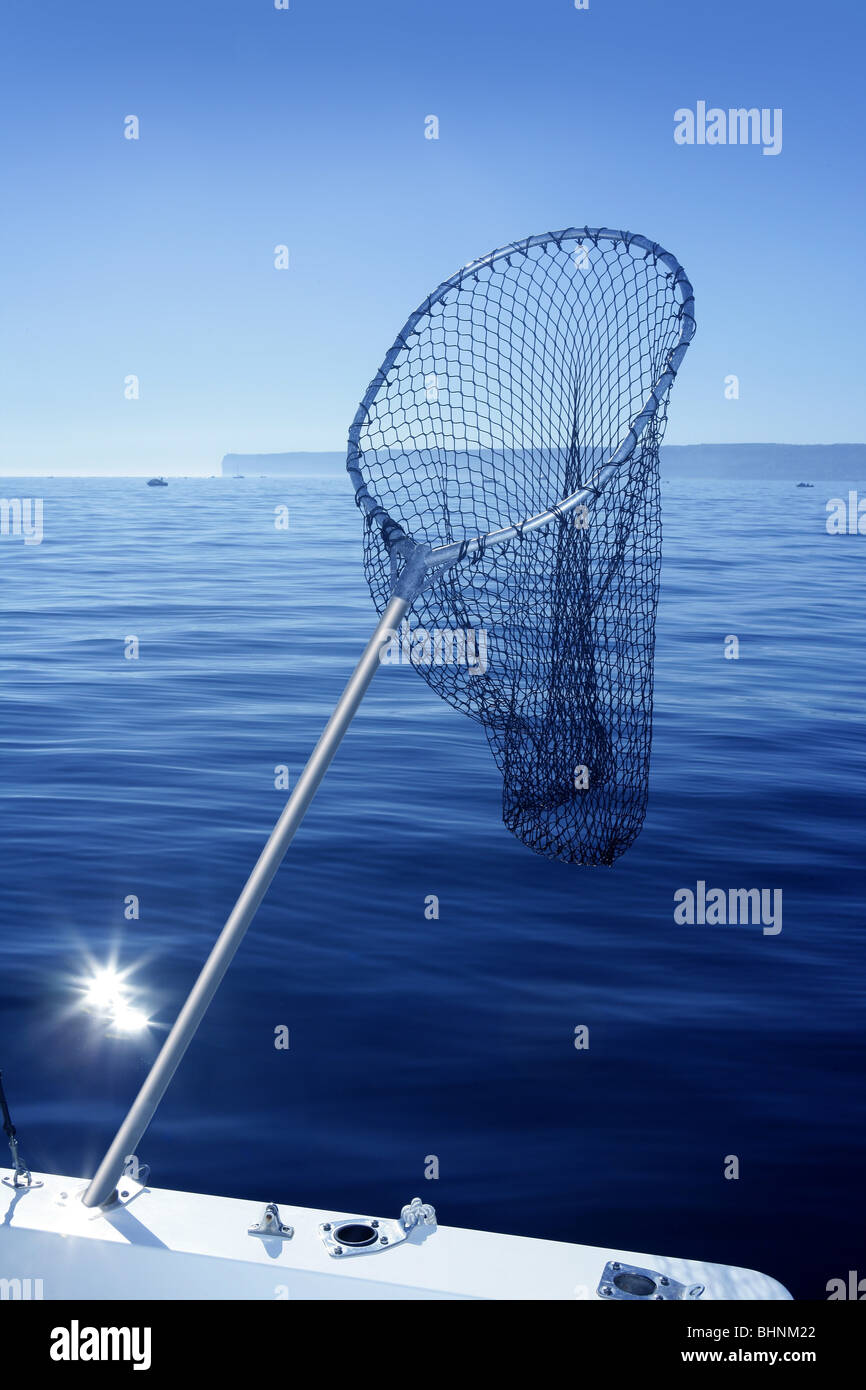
<box><xmin>147</xmin><ymin>477</ymin><xmax>168</xmax><ymax>487</ymax></box>
<box><xmin>796</xmin><ymin>482</ymin><xmax>814</xmax><ymax>488</ymax></box>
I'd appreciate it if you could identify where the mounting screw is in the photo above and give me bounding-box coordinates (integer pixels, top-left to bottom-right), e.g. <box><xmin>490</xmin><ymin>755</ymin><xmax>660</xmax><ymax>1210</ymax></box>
<box><xmin>611</xmin><ymin>1262</ymin><xmax>621</xmax><ymax>1270</ymax></box>
<box><xmin>371</xmin><ymin>1219</ymin><xmax>379</xmax><ymax>1228</ymax></box>
<box><xmin>601</xmin><ymin>1285</ymin><xmax>612</xmax><ymax>1296</ymax></box>
<box><xmin>322</xmin><ymin>1223</ymin><xmax>331</xmax><ymax>1232</ymax></box>
<box><xmin>334</xmin><ymin>1246</ymin><xmax>343</xmax><ymax>1256</ymax></box>
<box><xmin>659</xmin><ymin>1276</ymin><xmax>669</xmax><ymax>1286</ymax></box>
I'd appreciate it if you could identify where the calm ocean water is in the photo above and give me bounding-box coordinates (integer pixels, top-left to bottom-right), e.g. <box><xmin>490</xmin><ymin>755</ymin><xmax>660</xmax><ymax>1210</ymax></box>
<box><xmin>1</xmin><ymin>474</ymin><xmax>863</xmax><ymax>1299</ymax></box>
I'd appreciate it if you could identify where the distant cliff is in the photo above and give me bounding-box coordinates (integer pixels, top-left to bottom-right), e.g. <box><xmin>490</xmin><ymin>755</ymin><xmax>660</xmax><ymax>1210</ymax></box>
<box><xmin>221</xmin><ymin>444</ymin><xmax>866</xmax><ymax>479</ymax></box>
<box><xmin>660</xmin><ymin>443</ymin><xmax>866</xmax><ymax>477</ymax></box>
<box><xmin>221</xmin><ymin>452</ymin><xmax>344</xmax><ymax>476</ymax></box>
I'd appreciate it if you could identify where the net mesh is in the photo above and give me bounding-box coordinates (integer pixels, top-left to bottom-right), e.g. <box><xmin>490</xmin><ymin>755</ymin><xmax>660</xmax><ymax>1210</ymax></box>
<box><xmin>348</xmin><ymin>229</ymin><xmax>694</xmax><ymax>865</ymax></box>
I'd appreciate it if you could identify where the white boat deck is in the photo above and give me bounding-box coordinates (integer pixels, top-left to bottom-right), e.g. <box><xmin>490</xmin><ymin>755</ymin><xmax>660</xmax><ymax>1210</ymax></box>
<box><xmin>1</xmin><ymin>1169</ymin><xmax>790</xmax><ymax>1301</ymax></box>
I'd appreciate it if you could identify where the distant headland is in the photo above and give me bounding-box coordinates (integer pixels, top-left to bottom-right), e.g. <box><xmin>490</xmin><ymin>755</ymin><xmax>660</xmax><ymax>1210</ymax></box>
<box><xmin>221</xmin><ymin>452</ymin><xmax>345</xmax><ymax>476</ymax></box>
<box><xmin>221</xmin><ymin>444</ymin><xmax>866</xmax><ymax>479</ymax></box>
<box><xmin>659</xmin><ymin>443</ymin><xmax>866</xmax><ymax>476</ymax></box>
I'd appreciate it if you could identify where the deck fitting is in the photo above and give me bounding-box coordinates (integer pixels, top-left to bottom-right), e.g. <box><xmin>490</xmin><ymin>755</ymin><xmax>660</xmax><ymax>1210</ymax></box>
<box><xmin>597</xmin><ymin>1260</ymin><xmax>704</xmax><ymax>1301</ymax></box>
<box><xmin>248</xmin><ymin>1202</ymin><xmax>294</xmax><ymax>1240</ymax></box>
<box><xmin>318</xmin><ymin>1198</ymin><xmax>436</xmax><ymax>1259</ymax></box>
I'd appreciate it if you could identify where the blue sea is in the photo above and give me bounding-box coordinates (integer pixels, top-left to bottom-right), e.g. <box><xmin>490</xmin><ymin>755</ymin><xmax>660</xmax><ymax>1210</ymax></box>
<box><xmin>1</xmin><ymin>474</ymin><xmax>863</xmax><ymax>1299</ymax></box>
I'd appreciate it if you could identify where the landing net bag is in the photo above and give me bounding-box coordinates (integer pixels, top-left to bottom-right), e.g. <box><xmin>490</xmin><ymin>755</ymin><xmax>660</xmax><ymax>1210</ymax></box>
<box><xmin>348</xmin><ymin>228</ymin><xmax>695</xmax><ymax>865</ymax></box>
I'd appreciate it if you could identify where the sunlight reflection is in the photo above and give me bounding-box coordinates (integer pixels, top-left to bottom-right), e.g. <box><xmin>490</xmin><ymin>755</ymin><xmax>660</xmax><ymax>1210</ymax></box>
<box><xmin>78</xmin><ymin>964</ymin><xmax>150</xmax><ymax>1036</ymax></box>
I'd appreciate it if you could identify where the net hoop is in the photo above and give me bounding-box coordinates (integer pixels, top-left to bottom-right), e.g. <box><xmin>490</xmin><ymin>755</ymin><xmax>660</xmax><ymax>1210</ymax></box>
<box><xmin>347</xmin><ymin>226</ymin><xmax>695</xmax><ymax>579</ymax></box>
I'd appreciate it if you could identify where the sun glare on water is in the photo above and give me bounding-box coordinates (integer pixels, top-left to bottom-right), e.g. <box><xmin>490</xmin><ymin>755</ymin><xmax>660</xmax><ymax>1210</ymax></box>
<box><xmin>79</xmin><ymin>965</ymin><xmax>151</xmax><ymax>1036</ymax></box>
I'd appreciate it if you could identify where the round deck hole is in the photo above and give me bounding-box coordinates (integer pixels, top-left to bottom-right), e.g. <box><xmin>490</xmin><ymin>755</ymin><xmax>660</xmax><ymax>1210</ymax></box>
<box><xmin>613</xmin><ymin>1272</ymin><xmax>657</xmax><ymax>1297</ymax></box>
<box><xmin>334</xmin><ymin>1222</ymin><xmax>378</xmax><ymax>1247</ymax></box>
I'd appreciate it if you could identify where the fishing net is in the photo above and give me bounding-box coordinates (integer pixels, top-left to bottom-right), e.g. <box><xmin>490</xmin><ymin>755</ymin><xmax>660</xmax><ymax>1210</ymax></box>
<box><xmin>348</xmin><ymin>228</ymin><xmax>695</xmax><ymax>865</ymax></box>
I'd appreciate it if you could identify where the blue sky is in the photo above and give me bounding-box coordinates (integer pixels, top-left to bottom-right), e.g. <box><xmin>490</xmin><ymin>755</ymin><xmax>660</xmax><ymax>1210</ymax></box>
<box><xmin>1</xmin><ymin>0</ymin><xmax>863</xmax><ymax>474</ymax></box>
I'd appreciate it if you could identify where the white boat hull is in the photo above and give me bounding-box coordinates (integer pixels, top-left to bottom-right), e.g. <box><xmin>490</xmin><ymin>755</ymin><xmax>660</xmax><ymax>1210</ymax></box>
<box><xmin>1</xmin><ymin>1169</ymin><xmax>791</xmax><ymax>1301</ymax></box>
